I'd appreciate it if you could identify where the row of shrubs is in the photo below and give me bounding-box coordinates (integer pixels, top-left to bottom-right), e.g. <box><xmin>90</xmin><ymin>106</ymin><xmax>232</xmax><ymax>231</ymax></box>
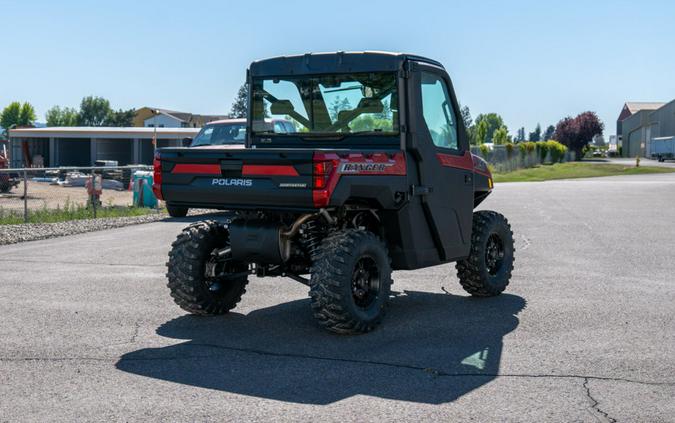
<box><xmin>474</xmin><ymin>140</ymin><xmax>570</xmax><ymax>173</ymax></box>
<box><xmin>479</xmin><ymin>140</ymin><xmax>568</xmax><ymax>164</ymax></box>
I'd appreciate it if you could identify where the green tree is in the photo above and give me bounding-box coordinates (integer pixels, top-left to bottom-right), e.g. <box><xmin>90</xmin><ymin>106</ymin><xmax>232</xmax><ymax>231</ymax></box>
<box><xmin>105</xmin><ymin>108</ymin><xmax>136</xmax><ymax>126</ymax></box>
<box><xmin>460</xmin><ymin>105</ymin><xmax>472</xmax><ymax>129</ymax></box>
<box><xmin>1</xmin><ymin>102</ymin><xmax>21</xmax><ymax>133</ymax></box>
<box><xmin>543</xmin><ymin>124</ymin><xmax>555</xmax><ymax>141</ymax></box>
<box><xmin>460</xmin><ymin>105</ymin><xmax>476</xmax><ymax>144</ymax></box>
<box><xmin>476</xmin><ymin>119</ymin><xmax>488</xmax><ymax>144</ymax></box>
<box><xmin>350</xmin><ymin>115</ymin><xmax>393</xmax><ymax>132</ymax></box>
<box><xmin>528</xmin><ymin>123</ymin><xmax>541</xmax><ymax>141</ymax></box>
<box><xmin>474</xmin><ymin>113</ymin><xmax>506</xmax><ymax>143</ymax></box>
<box><xmin>516</xmin><ymin>127</ymin><xmax>526</xmax><ymax>142</ymax></box>
<box><xmin>492</xmin><ymin>126</ymin><xmax>509</xmax><ymax>145</ymax></box>
<box><xmin>46</xmin><ymin>106</ymin><xmax>79</xmax><ymax>126</ymax></box>
<box><xmin>1</xmin><ymin>101</ymin><xmax>36</xmax><ymax>136</ymax></box>
<box><xmin>230</xmin><ymin>83</ymin><xmax>248</xmax><ymax>118</ymax></box>
<box><xmin>466</xmin><ymin>126</ymin><xmax>477</xmax><ymax>145</ymax></box>
<box><xmin>18</xmin><ymin>102</ymin><xmax>36</xmax><ymax>126</ymax></box>
<box><xmin>329</xmin><ymin>96</ymin><xmax>352</xmax><ymax>120</ymax></box>
<box><xmin>78</xmin><ymin>96</ymin><xmax>111</xmax><ymax>126</ymax></box>
<box><xmin>376</xmin><ymin>98</ymin><xmax>391</xmax><ymax>120</ymax></box>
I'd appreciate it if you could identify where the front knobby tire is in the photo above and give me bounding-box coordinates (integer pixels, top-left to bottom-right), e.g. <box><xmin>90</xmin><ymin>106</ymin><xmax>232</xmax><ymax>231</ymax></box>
<box><xmin>309</xmin><ymin>230</ymin><xmax>392</xmax><ymax>334</ymax></box>
<box><xmin>166</xmin><ymin>220</ymin><xmax>248</xmax><ymax>315</ymax></box>
<box><xmin>456</xmin><ymin>210</ymin><xmax>515</xmax><ymax>297</ymax></box>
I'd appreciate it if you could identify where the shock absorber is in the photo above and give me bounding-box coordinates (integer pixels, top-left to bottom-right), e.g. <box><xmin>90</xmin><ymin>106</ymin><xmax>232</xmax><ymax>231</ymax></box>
<box><xmin>301</xmin><ymin>218</ymin><xmax>322</xmax><ymax>260</ymax></box>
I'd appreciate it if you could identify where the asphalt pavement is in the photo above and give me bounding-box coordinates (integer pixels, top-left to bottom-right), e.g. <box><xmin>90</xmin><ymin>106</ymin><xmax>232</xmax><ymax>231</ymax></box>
<box><xmin>598</xmin><ymin>157</ymin><xmax>675</xmax><ymax>168</ymax></box>
<box><xmin>1</xmin><ymin>173</ymin><xmax>674</xmax><ymax>422</ymax></box>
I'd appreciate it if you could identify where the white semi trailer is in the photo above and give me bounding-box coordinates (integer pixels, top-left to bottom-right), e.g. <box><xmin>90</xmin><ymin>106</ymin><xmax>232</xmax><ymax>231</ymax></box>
<box><xmin>650</xmin><ymin>137</ymin><xmax>675</xmax><ymax>162</ymax></box>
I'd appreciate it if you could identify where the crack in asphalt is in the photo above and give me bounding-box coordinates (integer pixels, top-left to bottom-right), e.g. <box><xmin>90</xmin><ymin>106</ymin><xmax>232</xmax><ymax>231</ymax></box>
<box><xmin>1</xmin><ymin>342</ymin><xmax>674</xmax><ymax>388</ymax></box>
<box><xmin>583</xmin><ymin>377</ymin><xmax>618</xmax><ymax>423</ymax></box>
<box><xmin>519</xmin><ymin>234</ymin><xmax>531</xmax><ymax>251</ymax></box>
<box><xmin>106</xmin><ymin>321</ymin><xmax>141</xmax><ymax>347</ymax></box>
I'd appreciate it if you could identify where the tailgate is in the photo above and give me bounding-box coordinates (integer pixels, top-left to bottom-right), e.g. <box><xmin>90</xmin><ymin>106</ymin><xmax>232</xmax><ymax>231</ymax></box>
<box><xmin>158</xmin><ymin>148</ymin><xmax>315</xmax><ymax>210</ymax></box>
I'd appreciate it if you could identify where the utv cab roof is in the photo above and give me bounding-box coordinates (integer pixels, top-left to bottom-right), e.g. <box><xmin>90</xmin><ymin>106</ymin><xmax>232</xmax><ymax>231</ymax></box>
<box><xmin>249</xmin><ymin>51</ymin><xmax>443</xmax><ymax>77</ymax></box>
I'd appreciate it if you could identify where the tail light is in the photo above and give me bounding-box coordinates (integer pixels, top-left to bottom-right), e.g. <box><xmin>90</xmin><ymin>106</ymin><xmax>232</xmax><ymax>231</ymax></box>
<box><xmin>313</xmin><ymin>161</ymin><xmax>331</xmax><ymax>189</ymax></box>
<box><xmin>152</xmin><ymin>151</ymin><xmax>163</xmax><ymax>200</ymax></box>
<box><xmin>312</xmin><ymin>153</ymin><xmax>339</xmax><ymax>208</ymax></box>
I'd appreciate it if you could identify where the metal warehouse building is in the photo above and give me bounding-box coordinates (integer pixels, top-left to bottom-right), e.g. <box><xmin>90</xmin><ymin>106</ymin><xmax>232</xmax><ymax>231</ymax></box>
<box><xmin>7</xmin><ymin>127</ymin><xmax>199</xmax><ymax>168</ymax></box>
<box><xmin>617</xmin><ymin>100</ymin><xmax>675</xmax><ymax>157</ymax></box>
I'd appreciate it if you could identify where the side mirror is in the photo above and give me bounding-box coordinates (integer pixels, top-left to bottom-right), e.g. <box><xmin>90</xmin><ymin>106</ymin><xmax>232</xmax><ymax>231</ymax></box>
<box><xmin>182</xmin><ymin>137</ymin><xmax>193</xmax><ymax>147</ymax></box>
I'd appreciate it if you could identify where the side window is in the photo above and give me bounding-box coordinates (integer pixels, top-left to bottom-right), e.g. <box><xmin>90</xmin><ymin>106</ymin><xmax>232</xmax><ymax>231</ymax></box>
<box><xmin>420</xmin><ymin>72</ymin><xmax>458</xmax><ymax>150</ymax></box>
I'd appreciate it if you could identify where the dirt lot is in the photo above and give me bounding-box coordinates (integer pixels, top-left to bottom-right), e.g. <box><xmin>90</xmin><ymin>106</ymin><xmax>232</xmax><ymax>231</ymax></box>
<box><xmin>0</xmin><ymin>181</ymin><xmax>134</xmax><ymax>213</ymax></box>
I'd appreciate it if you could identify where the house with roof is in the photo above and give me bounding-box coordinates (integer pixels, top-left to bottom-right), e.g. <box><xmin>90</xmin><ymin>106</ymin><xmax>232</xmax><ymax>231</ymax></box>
<box><xmin>616</xmin><ymin>101</ymin><xmax>675</xmax><ymax>157</ymax></box>
<box><xmin>133</xmin><ymin>107</ymin><xmax>229</xmax><ymax>128</ymax></box>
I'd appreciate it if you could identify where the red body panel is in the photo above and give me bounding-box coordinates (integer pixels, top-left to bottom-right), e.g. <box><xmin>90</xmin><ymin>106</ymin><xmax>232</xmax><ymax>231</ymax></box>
<box><xmin>436</xmin><ymin>151</ymin><xmax>492</xmax><ymax>178</ymax></box>
<box><xmin>242</xmin><ymin>164</ymin><xmax>299</xmax><ymax>176</ymax></box>
<box><xmin>313</xmin><ymin>152</ymin><xmax>407</xmax><ymax>208</ymax></box>
<box><xmin>172</xmin><ymin>163</ymin><xmax>222</xmax><ymax>175</ymax></box>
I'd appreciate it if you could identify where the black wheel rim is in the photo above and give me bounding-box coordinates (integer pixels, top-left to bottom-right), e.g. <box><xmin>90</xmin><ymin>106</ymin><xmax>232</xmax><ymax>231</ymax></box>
<box><xmin>485</xmin><ymin>233</ymin><xmax>505</xmax><ymax>276</ymax></box>
<box><xmin>351</xmin><ymin>256</ymin><xmax>380</xmax><ymax>308</ymax></box>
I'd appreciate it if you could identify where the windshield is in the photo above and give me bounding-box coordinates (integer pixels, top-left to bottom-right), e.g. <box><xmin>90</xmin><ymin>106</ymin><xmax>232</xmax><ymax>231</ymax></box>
<box><xmin>190</xmin><ymin>123</ymin><xmax>246</xmax><ymax>147</ymax></box>
<box><xmin>251</xmin><ymin>72</ymin><xmax>399</xmax><ymax>137</ymax></box>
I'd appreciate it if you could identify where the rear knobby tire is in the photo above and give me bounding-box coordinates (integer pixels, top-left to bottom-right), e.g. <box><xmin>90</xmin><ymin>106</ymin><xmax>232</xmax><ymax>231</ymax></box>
<box><xmin>166</xmin><ymin>220</ymin><xmax>248</xmax><ymax>315</ymax></box>
<box><xmin>167</xmin><ymin>204</ymin><xmax>189</xmax><ymax>218</ymax></box>
<box><xmin>456</xmin><ymin>210</ymin><xmax>515</xmax><ymax>297</ymax></box>
<box><xmin>309</xmin><ymin>230</ymin><xmax>392</xmax><ymax>334</ymax></box>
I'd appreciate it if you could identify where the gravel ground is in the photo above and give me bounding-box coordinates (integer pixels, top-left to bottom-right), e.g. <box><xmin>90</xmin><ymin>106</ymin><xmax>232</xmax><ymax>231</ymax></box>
<box><xmin>0</xmin><ymin>208</ymin><xmax>225</xmax><ymax>246</ymax></box>
<box><xmin>0</xmin><ymin>212</ymin><xmax>168</xmax><ymax>245</ymax></box>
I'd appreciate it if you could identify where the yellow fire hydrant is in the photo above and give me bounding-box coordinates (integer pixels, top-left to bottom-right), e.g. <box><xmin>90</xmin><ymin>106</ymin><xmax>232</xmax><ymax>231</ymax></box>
<box><xmin>635</xmin><ymin>155</ymin><xmax>640</xmax><ymax>167</ymax></box>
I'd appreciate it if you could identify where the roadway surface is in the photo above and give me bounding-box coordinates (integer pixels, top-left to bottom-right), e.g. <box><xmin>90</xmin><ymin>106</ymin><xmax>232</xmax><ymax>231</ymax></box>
<box><xmin>600</xmin><ymin>157</ymin><xmax>675</xmax><ymax>168</ymax></box>
<box><xmin>1</xmin><ymin>173</ymin><xmax>674</xmax><ymax>422</ymax></box>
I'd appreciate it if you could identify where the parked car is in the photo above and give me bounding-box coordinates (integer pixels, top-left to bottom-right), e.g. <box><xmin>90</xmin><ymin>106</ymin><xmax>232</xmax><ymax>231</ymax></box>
<box><xmin>164</xmin><ymin>119</ymin><xmax>248</xmax><ymax>217</ymax></box>
<box><xmin>186</xmin><ymin>118</ymin><xmax>295</xmax><ymax>148</ymax></box>
<box><xmin>187</xmin><ymin>119</ymin><xmax>247</xmax><ymax>148</ymax></box>
<box><xmin>166</xmin><ymin>118</ymin><xmax>293</xmax><ymax>217</ymax></box>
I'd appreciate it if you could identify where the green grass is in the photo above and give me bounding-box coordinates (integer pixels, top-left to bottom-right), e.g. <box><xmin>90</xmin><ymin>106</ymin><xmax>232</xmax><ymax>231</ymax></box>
<box><xmin>0</xmin><ymin>202</ymin><xmax>161</xmax><ymax>225</ymax></box>
<box><xmin>494</xmin><ymin>162</ymin><xmax>675</xmax><ymax>183</ymax></box>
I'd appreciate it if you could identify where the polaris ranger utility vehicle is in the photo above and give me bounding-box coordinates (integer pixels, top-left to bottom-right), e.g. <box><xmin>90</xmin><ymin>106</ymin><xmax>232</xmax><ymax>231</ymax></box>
<box><xmin>154</xmin><ymin>52</ymin><xmax>514</xmax><ymax>334</ymax></box>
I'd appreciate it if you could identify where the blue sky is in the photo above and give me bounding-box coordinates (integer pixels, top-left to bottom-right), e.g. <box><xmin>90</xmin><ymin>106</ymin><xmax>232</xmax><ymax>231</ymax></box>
<box><xmin>1</xmin><ymin>0</ymin><xmax>674</xmax><ymax>137</ymax></box>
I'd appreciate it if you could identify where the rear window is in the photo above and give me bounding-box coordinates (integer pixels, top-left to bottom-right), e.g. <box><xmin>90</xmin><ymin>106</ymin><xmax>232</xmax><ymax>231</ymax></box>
<box><xmin>251</xmin><ymin>72</ymin><xmax>399</xmax><ymax>138</ymax></box>
<box><xmin>191</xmin><ymin>123</ymin><xmax>246</xmax><ymax>147</ymax></box>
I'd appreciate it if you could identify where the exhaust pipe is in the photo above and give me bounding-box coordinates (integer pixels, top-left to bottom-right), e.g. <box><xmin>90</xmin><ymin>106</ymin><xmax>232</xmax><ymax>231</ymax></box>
<box><xmin>229</xmin><ymin>214</ymin><xmax>318</xmax><ymax>264</ymax></box>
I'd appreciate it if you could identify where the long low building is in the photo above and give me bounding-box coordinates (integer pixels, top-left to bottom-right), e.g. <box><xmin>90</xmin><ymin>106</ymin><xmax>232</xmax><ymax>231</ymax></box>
<box><xmin>8</xmin><ymin>126</ymin><xmax>200</xmax><ymax>168</ymax></box>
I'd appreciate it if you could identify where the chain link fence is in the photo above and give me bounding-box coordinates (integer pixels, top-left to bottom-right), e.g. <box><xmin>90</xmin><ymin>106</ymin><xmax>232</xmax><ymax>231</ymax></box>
<box><xmin>0</xmin><ymin>166</ymin><xmax>158</xmax><ymax>224</ymax></box>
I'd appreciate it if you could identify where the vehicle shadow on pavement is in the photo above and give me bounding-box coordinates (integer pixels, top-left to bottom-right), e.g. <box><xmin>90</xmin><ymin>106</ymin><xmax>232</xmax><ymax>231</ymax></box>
<box><xmin>116</xmin><ymin>291</ymin><xmax>525</xmax><ymax>404</ymax></box>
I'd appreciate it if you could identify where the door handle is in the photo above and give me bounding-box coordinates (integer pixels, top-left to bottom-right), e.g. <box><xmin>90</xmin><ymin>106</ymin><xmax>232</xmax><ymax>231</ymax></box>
<box><xmin>464</xmin><ymin>174</ymin><xmax>472</xmax><ymax>184</ymax></box>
